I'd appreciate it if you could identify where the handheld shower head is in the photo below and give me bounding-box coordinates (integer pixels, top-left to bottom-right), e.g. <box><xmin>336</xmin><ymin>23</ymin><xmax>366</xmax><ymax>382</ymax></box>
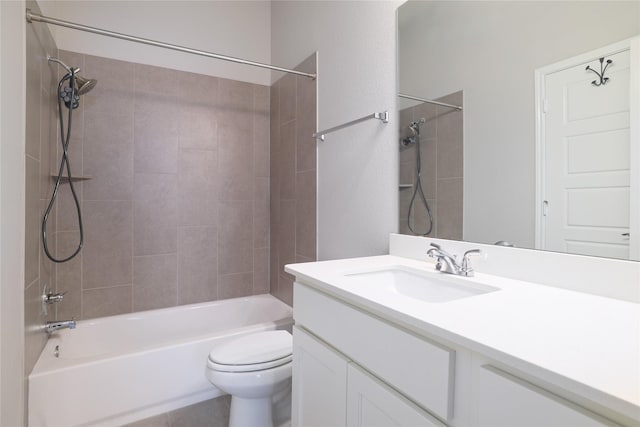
<box><xmin>74</xmin><ymin>75</ymin><xmax>98</xmax><ymax>95</ymax></box>
<box><xmin>48</xmin><ymin>56</ymin><xmax>98</xmax><ymax>108</ymax></box>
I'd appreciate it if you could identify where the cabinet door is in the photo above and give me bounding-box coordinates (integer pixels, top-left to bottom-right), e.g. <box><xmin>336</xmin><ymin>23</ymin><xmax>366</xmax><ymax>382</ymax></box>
<box><xmin>292</xmin><ymin>326</ymin><xmax>348</xmax><ymax>427</ymax></box>
<box><xmin>347</xmin><ymin>364</ymin><xmax>445</xmax><ymax>427</ymax></box>
<box><xmin>475</xmin><ymin>365</ymin><xmax>620</xmax><ymax>427</ymax></box>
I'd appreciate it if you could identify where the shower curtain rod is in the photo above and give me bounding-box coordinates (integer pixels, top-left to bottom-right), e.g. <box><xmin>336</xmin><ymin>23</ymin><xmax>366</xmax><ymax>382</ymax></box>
<box><xmin>25</xmin><ymin>9</ymin><xmax>317</xmax><ymax>80</ymax></box>
<box><xmin>398</xmin><ymin>93</ymin><xmax>462</xmax><ymax>111</ymax></box>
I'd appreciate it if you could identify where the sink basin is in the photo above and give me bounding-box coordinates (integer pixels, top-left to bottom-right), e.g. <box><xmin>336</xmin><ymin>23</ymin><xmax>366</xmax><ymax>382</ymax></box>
<box><xmin>344</xmin><ymin>266</ymin><xmax>498</xmax><ymax>303</ymax></box>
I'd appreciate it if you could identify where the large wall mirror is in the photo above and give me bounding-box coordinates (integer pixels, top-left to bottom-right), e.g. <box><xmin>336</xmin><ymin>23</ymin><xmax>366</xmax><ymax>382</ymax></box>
<box><xmin>398</xmin><ymin>1</ymin><xmax>640</xmax><ymax>261</ymax></box>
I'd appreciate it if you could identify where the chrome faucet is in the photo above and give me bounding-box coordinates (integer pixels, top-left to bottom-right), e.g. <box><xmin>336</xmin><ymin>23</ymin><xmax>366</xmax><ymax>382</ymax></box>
<box><xmin>45</xmin><ymin>319</ymin><xmax>76</xmax><ymax>334</ymax></box>
<box><xmin>427</xmin><ymin>243</ymin><xmax>482</xmax><ymax>277</ymax></box>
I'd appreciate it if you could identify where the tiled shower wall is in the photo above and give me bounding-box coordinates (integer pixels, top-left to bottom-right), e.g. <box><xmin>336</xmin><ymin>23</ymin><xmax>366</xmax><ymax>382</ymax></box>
<box><xmin>399</xmin><ymin>91</ymin><xmax>463</xmax><ymax>239</ymax></box>
<box><xmin>270</xmin><ymin>54</ymin><xmax>317</xmax><ymax>306</ymax></box>
<box><xmin>52</xmin><ymin>50</ymin><xmax>270</xmax><ymax>320</ymax></box>
<box><xmin>24</xmin><ymin>0</ymin><xmax>58</xmax><ymax>400</ymax></box>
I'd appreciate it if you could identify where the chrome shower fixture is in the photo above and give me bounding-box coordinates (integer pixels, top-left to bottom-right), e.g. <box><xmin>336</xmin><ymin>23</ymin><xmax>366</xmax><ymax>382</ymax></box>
<box><xmin>47</xmin><ymin>56</ymin><xmax>98</xmax><ymax>109</ymax></box>
<box><xmin>400</xmin><ymin>118</ymin><xmax>426</xmax><ymax>147</ymax></box>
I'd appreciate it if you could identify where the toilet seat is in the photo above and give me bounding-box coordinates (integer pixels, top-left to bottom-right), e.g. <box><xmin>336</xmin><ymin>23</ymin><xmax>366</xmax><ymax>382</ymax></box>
<box><xmin>207</xmin><ymin>330</ymin><xmax>292</xmax><ymax>373</ymax></box>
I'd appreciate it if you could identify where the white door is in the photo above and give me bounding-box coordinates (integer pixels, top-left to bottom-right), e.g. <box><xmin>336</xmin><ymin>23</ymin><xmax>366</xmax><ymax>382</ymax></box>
<box><xmin>540</xmin><ymin>44</ymin><xmax>636</xmax><ymax>259</ymax></box>
<box><xmin>292</xmin><ymin>326</ymin><xmax>348</xmax><ymax>427</ymax></box>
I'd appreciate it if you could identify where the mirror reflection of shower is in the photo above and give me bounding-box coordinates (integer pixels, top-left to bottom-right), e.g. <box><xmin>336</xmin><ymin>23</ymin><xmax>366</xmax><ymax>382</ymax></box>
<box><xmin>402</xmin><ymin>118</ymin><xmax>434</xmax><ymax>236</ymax></box>
<box><xmin>41</xmin><ymin>56</ymin><xmax>98</xmax><ymax>263</ymax></box>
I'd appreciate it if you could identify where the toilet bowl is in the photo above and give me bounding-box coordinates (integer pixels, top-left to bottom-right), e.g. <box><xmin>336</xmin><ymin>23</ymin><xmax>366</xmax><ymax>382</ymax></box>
<box><xmin>206</xmin><ymin>330</ymin><xmax>292</xmax><ymax>427</ymax></box>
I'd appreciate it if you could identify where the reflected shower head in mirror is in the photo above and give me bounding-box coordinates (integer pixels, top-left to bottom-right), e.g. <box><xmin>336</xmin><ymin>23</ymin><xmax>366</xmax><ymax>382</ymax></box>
<box><xmin>400</xmin><ymin>118</ymin><xmax>426</xmax><ymax>147</ymax></box>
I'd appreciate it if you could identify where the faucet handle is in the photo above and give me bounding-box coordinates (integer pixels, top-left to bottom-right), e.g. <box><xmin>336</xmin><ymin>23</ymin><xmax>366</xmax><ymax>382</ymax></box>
<box><xmin>460</xmin><ymin>249</ymin><xmax>482</xmax><ymax>277</ymax></box>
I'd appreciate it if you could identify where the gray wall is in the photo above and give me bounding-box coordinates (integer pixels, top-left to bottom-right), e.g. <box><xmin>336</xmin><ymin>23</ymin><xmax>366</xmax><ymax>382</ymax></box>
<box><xmin>271</xmin><ymin>1</ymin><xmax>402</xmax><ymax>260</ymax></box>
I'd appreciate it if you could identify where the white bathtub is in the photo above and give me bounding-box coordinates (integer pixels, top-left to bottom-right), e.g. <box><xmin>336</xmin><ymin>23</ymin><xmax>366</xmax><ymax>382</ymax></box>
<box><xmin>28</xmin><ymin>294</ymin><xmax>293</xmax><ymax>427</ymax></box>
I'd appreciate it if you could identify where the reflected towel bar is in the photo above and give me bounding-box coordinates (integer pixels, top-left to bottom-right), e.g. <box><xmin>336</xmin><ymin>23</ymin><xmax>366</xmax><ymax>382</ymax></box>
<box><xmin>398</xmin><ymin>93</ymin><xmax>462</xmax><ymax>111</ymax></box>
<box><xmin>313</xmin><ymin>111</ymin><xmax>389</xmax><ymax>141</ymax></box>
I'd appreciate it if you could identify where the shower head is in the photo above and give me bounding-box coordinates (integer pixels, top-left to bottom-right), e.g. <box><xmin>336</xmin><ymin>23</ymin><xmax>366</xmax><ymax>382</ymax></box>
<box><xmin>49</xmin><ymin>56</ymin><xmax>98</xmax><ymax>109</ymax></box>
<box><xmin>408</xmin><ymin>118</ymin><xmax>426</xmax><ymax>137</ymax></box>
<box><xmin>74</xmin><ymin>75</ymin><xmax>98</xmax><ymax>95</ymax></box>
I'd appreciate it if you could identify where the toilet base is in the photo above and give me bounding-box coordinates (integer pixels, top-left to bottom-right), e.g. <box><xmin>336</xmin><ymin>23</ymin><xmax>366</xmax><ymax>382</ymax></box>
<box><xmin>229</xmin><ymin>396</ymin><xmax>273</xmax><ymax>427</ymax></box>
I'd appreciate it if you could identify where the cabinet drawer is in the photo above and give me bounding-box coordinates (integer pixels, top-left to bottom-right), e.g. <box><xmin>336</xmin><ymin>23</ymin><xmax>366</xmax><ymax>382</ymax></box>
<box><xmin>294</xmin><ymin>283</ymin><xmax>455</xmax><ymax>421</ymax></box>
<box><xmin>476</xmin><ymin>365</ymin><xmax>620</xmax><ymax>426</ymax></box>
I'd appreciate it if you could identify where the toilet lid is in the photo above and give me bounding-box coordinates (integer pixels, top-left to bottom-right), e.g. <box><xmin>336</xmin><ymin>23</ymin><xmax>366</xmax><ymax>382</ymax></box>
<box><xmin>208</xmin><ymin>330</ymin><xmax>292</xmax><ymax>367</ymax></box>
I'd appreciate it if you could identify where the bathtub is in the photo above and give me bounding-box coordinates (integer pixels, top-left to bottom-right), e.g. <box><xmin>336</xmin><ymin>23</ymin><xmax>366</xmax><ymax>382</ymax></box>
<box><xmin>28</xmin><ymin>294</ymin><xmax>293</xmax><ymax>427</ymax></box>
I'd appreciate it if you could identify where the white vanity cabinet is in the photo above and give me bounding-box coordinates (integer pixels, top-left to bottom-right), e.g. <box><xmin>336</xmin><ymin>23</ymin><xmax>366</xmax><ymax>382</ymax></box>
<box><xmin>347</xmin><ymin>363</ymin><xmax>445</xmax><ymax>427</ymax></box>
<box><xmin>293</xmin><ymin>283</ymin><xmax>453</xmax><ymax>426</ymax></box>
<box><xmin>293</xmin><ymin>326</ymin><xmax>445</xmax><ymax>427</ymax></box>
<box><xmin>291</xmin><ymin>325</ymin><xmax>348</xmax><ymax>427</ymax></box>
<box><xmin>292</xmin><ymin>281</ymin><xmax>632</xmax><ymax>427</ymax></box>
<box><xmin>474</xmin><ymin>365</ymin><xmax>621</xmax><ymax>427</ymax></box>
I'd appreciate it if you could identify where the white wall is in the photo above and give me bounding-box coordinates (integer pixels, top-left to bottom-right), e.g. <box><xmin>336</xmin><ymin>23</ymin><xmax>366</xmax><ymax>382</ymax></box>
<box><xmin>0</xmin><ymin>1</ymin><xmax>26</xmax><ymax>425</ymax></box>
<box><xmin>272</xmin><ymin>1</ymin><xmax>402</xmax><ymax>260</ymax></box>
<box><xmin>38</xmin><ymin>1</ymin><xmax>272</xmax><ymax>85</ymax></box>
<box><xmin>399</xmin><ymin>1</ymin><xmax>640</xmax><ymax>249</ymax></box>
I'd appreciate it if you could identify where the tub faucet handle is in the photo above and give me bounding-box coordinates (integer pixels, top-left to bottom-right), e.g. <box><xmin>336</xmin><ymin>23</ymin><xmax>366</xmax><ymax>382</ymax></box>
<box><xmin>43</xmin><ymin>289</ymin><xmax>66</xmax><ymax>304</ymax></box>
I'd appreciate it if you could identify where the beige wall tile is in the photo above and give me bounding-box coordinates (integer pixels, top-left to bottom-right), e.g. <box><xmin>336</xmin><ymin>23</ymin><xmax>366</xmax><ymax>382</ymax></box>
<box><xmin>218</xmin><ymin>78</ymin><xmax>254</xmax><ymax>129</ymax></box>
<box><xmin>83</xmin><ymin>200</ymin><xmax>133</xmax><ymax>288</ymax></box>
<box><xmin>134</xmin><ymin>95</ymin><xmax>179</xmax><ymax>174</ymax></box>
<box><xmin>218</xmin><ymin>126</ymin><xmax>253</xmax><ymax>201</ymax></box>
<box><xmin>133</xmin><ymin>254</ymin><xmax>177</xmax><ymax>311</ymax></box>
<box><xmin>278</xmin><ymin>199</ymin><xmax>296</xmax><ymax>277</ymax></box>
<box><xmin>178</xmin><ymin>105</ymin><xmax>218</xmax><ymax>150</ymax></box>
<box><xmin>177</xmin><ymin>226</ymin><xmax>218</xmax><ymax>304</ymax></box>
<box><xmin>55</xmin><ymin>231</ymin><xmax>82</xmax><ymax>320</ymax></box>
<box><xmin>124</xmin><ymin>413</ymin><xmax>170</xmax><ymax>427</ymax></box>
<box><xmin>279</xmin><ymin>74</ymin><xmax>296</xmax><ymax>125</ymax></box>
<box><xmin>254</xmin><ymin>178</ymin><xmax>270</xmax><ymax>249</ymax></box>
<box><xmin>25</xmin><ymin>156</ymin><xmax>41</xmax><ymax>286</ymax></box>
<box><xmin>218</xmin><ymin>200</ymin><xmax>253</xmax><ymax>275</ymax></box>
<box><xmin>177</xmin><ymin>71</ymin><xmax>218</xmax><ymax>107</ymax></box>
<box><xmin>219</xmin><ymin>272</ymin><xmax>253</xmax><ymax>300</ymax></box>
<box><xmin>437</xmin><ymin>178</ymin><xmax>463</xmax><ymax>240</ymax></box>
<box><xmin>82</xmin><ymin>285</ymin><xmax>132</xmax><ymax>319</ymax></box>
<box><xmin>254</xmin><ymin>85</ymin><xmax>270</xmax><ymax>178</ymax></box>
<box><xmin>436</xmin><ymin>107</ymin><xmax>463</xmax><ymax>179</ymax></box>
<box><xmin>133</xmin><ymin>173</ymin><xmax>178</xmax><ymax>256</ymax></box>
<box><xmin>279</xmin><ymin>121</ymin><xmax>296</xmax><ymax>200</ymax></box>
<box><xmin>253</xmin><ymin>247</ymin><xmax>269</xmax><ymax>295</ymax></box>
<box><xmin>295</xmin><ymin>171</ymin><xmax>316</xmax><ymax>259</ymax></box>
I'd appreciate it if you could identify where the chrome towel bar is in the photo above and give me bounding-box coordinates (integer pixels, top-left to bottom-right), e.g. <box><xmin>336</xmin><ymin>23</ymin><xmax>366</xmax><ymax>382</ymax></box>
<box><xmin>313</xmin><ymin>111</ymin><xmax>389</xmax><ymax>141</ymax></box>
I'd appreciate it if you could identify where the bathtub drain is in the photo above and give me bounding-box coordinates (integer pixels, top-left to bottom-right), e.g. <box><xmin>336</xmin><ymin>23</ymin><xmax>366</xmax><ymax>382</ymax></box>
<box><xmin>54</xmin><ymin>345</ymin><xmax>59</xmax><ymax>358</ymax></box>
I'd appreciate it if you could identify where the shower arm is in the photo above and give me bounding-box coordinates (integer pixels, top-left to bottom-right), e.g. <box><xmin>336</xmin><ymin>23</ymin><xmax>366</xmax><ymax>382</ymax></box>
<box><xmin>47</xmin><ymin>56</ymin><xmax>75</xmax><ymax>75</ymax></box>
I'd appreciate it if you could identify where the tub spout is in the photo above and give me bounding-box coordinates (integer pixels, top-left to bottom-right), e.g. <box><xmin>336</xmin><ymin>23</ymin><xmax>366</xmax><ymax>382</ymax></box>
<box><xmin>45</xmin><ymin>319</ymin><xmax>76</xmax><ymax>334</ymax></box>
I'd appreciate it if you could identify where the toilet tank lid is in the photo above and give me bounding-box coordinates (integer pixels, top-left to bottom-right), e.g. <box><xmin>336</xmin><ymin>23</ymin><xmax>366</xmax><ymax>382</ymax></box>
<box><xmin>208</xmin><ymin>330</ymin><xmax>292</xmax><ymax>365</ymax></box>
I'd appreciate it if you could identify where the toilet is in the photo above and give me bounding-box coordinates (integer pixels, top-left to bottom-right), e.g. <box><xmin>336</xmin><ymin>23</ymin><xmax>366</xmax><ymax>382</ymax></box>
<box><xmin>206</xmin><ymin>330</ymin><xmax>293</xmax><ymax>427</ymax></box>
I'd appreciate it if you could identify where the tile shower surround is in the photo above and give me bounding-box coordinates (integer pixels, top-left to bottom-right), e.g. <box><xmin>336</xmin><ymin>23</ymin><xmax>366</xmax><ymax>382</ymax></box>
<box><xmin>399</xmin><ymin>91</ymin><xmax>463</xmax><ymax>240</ymax></box>
<box><xmin>24</xmin><ymin>0</ymin><xmax>58</xmax><ymax>405</ymax></box>
<box><xmin>270</xmin><ymin>54</ymin><xmax>318</xmax><ymax>306</ymax></box>
<box><xmin>52</xmin><ymin>50</ymin><xmax>272</xmax><ymax>320</ymax></box>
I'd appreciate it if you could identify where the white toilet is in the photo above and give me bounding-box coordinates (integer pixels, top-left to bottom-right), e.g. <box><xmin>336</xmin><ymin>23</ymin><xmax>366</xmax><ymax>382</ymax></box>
<box><xmin>206</xmin><ymin>330</ymin><xmax>293</xmax><ymax>427</ymax></box>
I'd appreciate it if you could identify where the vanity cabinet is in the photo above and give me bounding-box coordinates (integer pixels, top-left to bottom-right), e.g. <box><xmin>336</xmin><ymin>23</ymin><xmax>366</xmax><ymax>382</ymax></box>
<box><xmin>475</xmin><ymin>365</ymin><xmax>620</xmax><ymax>427</ymax></box>
<box><xmin>291</xmin><ymin>325</ymin><xmax>348</xmax><ymax>427</ymax></box>
<box><xmin>292</xmin><ymin>326</ymin><xmax>444</xmax><ymax>427</ymax></box>
<box><xmin>292</xmin><ymin>282</ymin><xmax>629</xmax><ymax>427</ymax></box>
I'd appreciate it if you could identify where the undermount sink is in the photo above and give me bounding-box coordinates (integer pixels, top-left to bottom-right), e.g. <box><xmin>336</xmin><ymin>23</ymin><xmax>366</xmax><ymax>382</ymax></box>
<box><xmin>344</xmin><ymin>266</ymin><xmax>499</xmax><ymax>303</ymax></box>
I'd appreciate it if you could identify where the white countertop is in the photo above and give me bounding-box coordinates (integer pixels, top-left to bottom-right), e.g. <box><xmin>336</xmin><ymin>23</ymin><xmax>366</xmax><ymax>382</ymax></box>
<box><xmin>285</xmin><ymin>255</ymin><xmax>640</xmax><ymax>421</ymax></box>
